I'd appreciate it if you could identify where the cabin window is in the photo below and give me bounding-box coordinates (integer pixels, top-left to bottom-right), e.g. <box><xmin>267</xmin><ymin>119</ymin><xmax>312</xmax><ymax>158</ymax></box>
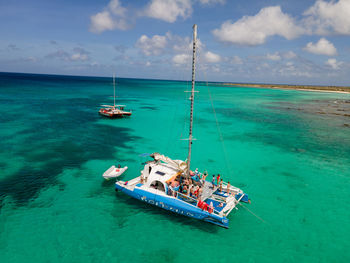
<box><xmin>150</xmin><ymin>180</ymin><xmax>165</xmax><ymax>192</ymax></box>
<box><xmin>155</xmin><ymin>171</ymin><xmax>165</xmax><ymax>176</ymax></box>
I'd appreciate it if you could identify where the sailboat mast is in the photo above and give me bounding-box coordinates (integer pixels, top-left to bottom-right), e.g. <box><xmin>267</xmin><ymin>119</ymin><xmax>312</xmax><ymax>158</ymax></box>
<box><xmin>113</xmin><ymin>73</ymin><xmax>116</xmax><ymax>108</ymax></box>
<box><xmin>187</xmin><ymin>24</ymin><xmax>197</xmax><ymax>176</ymax></box>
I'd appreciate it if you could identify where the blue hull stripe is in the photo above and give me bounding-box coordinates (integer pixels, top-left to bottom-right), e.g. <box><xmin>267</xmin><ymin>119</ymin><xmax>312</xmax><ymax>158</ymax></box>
<box><xmin>115</xmin><ymin>184</ymin><xmax>229</xmax><ymax>228</ymax></box>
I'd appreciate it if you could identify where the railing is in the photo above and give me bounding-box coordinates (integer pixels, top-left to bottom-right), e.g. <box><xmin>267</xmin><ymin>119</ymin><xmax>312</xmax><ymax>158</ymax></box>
<box><xmin>168</xmin><ymin>190</ymin><xmax>222</xmax><ymax>216</ymax></box>
<box><xmin>223</xmin><ymin>193</ymin><xmax>245</xmax><ymax>216</ymax></box>
<box><xmin>220</xmin><ymin>181</ymin><xmax>240</xmax><ymax>193</ymax></box>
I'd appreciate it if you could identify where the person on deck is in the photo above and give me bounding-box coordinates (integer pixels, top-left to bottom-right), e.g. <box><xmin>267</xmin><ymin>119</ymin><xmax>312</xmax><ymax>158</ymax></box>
<box><xmin>216</xmin><ymin>174</ymin><xmax>221</xmax><ymax>185</ymax></box>
<box><xmin>211</xmin><ymin>175</ymin><xmax>216</xmax><ymax>189</ymax></box>
<box><xmin>167</xmin><ymin>182</ymin><xmax>173</xmax><ymax>196</ymax></box>
<box><xmin>200</xmin><ymin>171</ymin><xmax>206</xmax><ymax>185</ymax></box>
<box><xmin>190</xmin><ymin>185</ymin><xmax>195</xmax><ymax>197</ymax></box>
<box><xmin>219</xmin><ymin>179</ymin><xmax>223</xmax><ymax>192</ymax></box>
<box><xmin>191</xmin><ymin>173</ymin><xmax>200</xmax><ymax>183</ymax></box>
<box><xmin>198</xmin><ymin>187</ymin><xmax>203</xmax><ymax>198</ymax></box>
<box><xmin>182</xmin><ymin>185</ymin><xmax>188</xmax><ymax>195</ymax></box>
<box><xmin>203</xmin><ymin>171</ymin><xmax>208</xmax><ymax>180</ymax></box>
<box><xmin>226</xmin><ymin>181</ymin><xmax>231</xmax><ymax>194</ymax></box>
<box><xmin>179</xmin><ymin>184</ymin><xmax>184</xmax><ymax>193</ymax></box>
<box><xmin>194</xmin><ymin>186</ymin><xmax>199</xmax><ymax>198</ymax></box>
<box><xmin>180</xmin><ymin>175</ymin><xmax>185</xmax><ymax>184</ymax></box>
<box><xmin>172</xmin><ymin>184</ymin><xmax>180</xmax><ymax>196</ymax></box>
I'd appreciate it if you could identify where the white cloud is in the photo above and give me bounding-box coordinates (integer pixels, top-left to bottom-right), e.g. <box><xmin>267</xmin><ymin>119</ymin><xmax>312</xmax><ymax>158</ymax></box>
<box><xmin>135</xmin><ymin>34</ymin><xmax>168</xmax><ymax>56</ymax></box>
<box><xmin>204</xmin><ymin>51</ymin><xmax>221</xmax><ymax>63</ymax></box>
<box><xmin>90</xmin><ymin>11</ymin><xmax>115</xmax><ymax>33</ymax></box>
<box><xmin>173</xmin><ymin>54</ymin><xmax>191</xmax><ymax>65</ymax></box>
<box><xmin>325</xmin><ymin>58</ymin><xmax>342</xmax><ymax>69</ymax></box>
<box><xmin>172</xmin><ymin>36</ymin><xmax>192</xmax><ymax>52</ymax></box>
<box><xmin>283</xmin><ymin>51</ymin><xmax>297</xmax><ymax>59</ymax></box>
<box><xmin>199</xmin><ymin>0</ymin><xmax>225</xmax><ymax>5</ymax></box>
<box><xmin>8</xmin><ymin>44</ymin><xmax>20</xmax><ymax>51</ymax></box>
<box><xmin>89</xmin><ymin>0</ymin><xmax>227</xmax><ymax>33</ymax></box>
<box><xmin>231</xmin><ymin>55</ymin><xmax>243</xmax><ymax>64</ymax></box>
<box><xmin>304</xmin><ymin>38</ymin><xmax>337</xmax><ymax>56</ymax></box>
<box><xmin>144</xmin><ymin>0</ymin><xmax>192</xmax><ymax>23</ymax></box>
<box><xmin>89</xmin><ymin>0</ymin><xmax>129</xmax><ymax>33</ymax></box>
<box><xmin>25</xmin><ymin>56</ymin><xmax>37</xmax><ymax>62</ymax></box>
<box><xmin>172</xmin><ymin>36</ymin><xmax>204</xmax><ymax>53</ymax></box>
<box><xmin>108</xmin><ymin>0</ymin><xmax>126</xmax><ymax>16</ymax></box>
<box><xmin>266</xmin><ymin>52</ymin><xmax>281</xmax><ymax>61</ymax></box>
<box><xmin>71</xmin><ymin>53</ymin><xmax>88</xmax><ymax>61</ymax></box>
<box><xmin>46</xmin><ymin>50</ymin><xmax>70</xmax><ymax>61</ymax></box>
<box><xmin>46</xmin><ymin>47</ymin><xmax>90</xmax><ymax>62</ymax></box>
<box><xmin>212</xmin><ymin>65</ymin><xmax>221</xmax><ymax>72</ymax></box>
<box><xmin>277</xmin><ymin>61</ymin><xmax>313</xmax><ymax>78</ymax></box>
<box><xmin>212</xmin><ymin>6</ymin><xmax>303</xmax><ymax>45</ymax></box>
<box><xmin>304</xmin><ymin>0</ymin><xmax>350</xmax><ymax>35</ymax></box>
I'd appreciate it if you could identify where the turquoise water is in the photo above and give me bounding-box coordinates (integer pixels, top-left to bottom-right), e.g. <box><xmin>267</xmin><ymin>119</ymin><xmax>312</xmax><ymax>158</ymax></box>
<box><xmin>0</xmin><ymin>72</ymin><xmax>349</xmax><ymax>262</ymax></box>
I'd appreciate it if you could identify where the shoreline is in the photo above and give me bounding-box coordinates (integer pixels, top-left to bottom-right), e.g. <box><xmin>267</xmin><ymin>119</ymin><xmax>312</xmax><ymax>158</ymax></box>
<box><xmin>218</xmin><ymin>83</ymin><xmax>350</xmax><ymax>94</ymax></box>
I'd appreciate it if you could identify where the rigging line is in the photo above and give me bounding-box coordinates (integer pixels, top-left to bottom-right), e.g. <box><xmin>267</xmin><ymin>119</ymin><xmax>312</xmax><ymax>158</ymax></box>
<box><xmin>204</xmin><ymin>72</ymin><xmax>233</xmax><ymax>178</ymax></box>
<box><xmin>180</xmin><ymin>80</ymin><xmax>191</xmax><ymax>140</ymax></box>
<box><xmin>238</xmin><ymin>202</ymin><xmax>270</xmax><ymax>225</ymax></box>
<box><xmin>166</xmin><ymin>77</ymin><xmax>187</xmax><ymax>153</ymax></box>
<box><xmin>196</xmin><ymin>45</ymin><xmax>232</xmax><ymax>176</ymax></box>
<box><xmin>180</xmin><ymin>35</ymin><xmax>193</xmax><ymax>142</ymax></box>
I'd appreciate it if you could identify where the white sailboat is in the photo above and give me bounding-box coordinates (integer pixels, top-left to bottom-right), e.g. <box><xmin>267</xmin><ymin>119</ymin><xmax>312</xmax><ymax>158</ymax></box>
<box><xmin>99</xmin><ymin>74</ymin><xmax>132</xmax><ymax>118</ymax></box>
<box><xmin>114</xmin><ymin>25</ymin><xmax>249</xmax><ymax>228</ymax></box>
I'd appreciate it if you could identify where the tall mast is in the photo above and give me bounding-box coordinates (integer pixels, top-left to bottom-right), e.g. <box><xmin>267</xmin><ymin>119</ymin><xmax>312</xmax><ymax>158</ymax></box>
<box><xmin>187</xmin><ymin>24</ymin><xmax>197</xmax><ymax>176</ymax></box>
<box><xmin>113</xmin><ymin>73</ymin><xmax>116</xmax><ymax>108</ymax></box>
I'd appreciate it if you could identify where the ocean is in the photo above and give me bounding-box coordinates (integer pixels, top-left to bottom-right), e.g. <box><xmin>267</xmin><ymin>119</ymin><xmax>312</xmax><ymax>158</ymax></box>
<box><xmin>0</xmin><ymin>72</ymin><xmax>349</xmax><ymax>262</ymax></box>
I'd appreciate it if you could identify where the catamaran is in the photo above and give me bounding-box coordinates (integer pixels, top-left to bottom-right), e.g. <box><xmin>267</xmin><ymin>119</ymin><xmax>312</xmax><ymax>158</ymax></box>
<box><xmin>114</xmin><ymin>25</ymin><xmax>249</xmax><ymax>228</ymax></box>
<box><xmin>99</xmin><ymin>74</ymin><xmax>132</xmax><ymax>118</ymax></box>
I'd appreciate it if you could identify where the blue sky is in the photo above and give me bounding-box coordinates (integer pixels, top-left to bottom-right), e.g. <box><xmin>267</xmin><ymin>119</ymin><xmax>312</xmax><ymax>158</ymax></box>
<box><xmin>1</xmin><ymin>0</ymin><xmax>350</xmax><ymax>85</ymax></box>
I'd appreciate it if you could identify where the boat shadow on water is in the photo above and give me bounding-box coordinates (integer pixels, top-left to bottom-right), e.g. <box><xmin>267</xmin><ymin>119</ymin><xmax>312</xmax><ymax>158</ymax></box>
<box><xmin>114</xmin><ymin>191</ymin><xmax>220</xmax><ymax>233</ymax></box>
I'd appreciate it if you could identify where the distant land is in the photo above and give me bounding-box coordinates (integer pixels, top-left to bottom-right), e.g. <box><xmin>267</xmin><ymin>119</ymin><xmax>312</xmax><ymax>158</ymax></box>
<box><xmin>2</xmin><ymin>71</ymin><xmax>350</xmax><ymax>93</ymax></box>
<box><xmin>214</xmin><ymin>83</ymin><xmax>350</xmax><ymax>93</ymax></box>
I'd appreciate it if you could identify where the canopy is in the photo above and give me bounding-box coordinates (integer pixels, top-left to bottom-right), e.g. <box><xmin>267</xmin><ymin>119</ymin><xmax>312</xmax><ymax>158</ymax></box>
<box><xmin>150</xmin><ymin>152</ymin><xmax>188</xmax><ymax>173</ymax></box>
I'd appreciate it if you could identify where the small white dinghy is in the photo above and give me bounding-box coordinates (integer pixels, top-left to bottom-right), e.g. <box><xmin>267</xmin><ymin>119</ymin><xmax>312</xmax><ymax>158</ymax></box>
<box><xmin>103</xmin><ymin>165</ymin><xmax>128</xmax><ymax>180</ymax></box>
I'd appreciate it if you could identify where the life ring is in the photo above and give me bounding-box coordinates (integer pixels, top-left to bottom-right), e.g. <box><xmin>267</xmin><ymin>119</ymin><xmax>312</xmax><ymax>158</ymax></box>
<box><xmin>116</xmin><ymin>169</ymin><xmax>120</xmax><ymax>172</ymax></box>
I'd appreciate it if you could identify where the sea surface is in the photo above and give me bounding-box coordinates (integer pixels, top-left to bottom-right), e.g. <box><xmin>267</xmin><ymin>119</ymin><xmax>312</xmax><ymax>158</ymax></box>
<box><xmin>0</xmin><ymin>72</ymin><xmax>349</xmax><ymax>263</ymax></box>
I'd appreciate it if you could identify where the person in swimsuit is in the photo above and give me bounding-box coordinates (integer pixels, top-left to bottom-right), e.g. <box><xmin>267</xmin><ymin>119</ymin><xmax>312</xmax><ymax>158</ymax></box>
<box><xmin>211</xmin><ymin>175</ymin><xmax>216</xmax><ymax>188</ymax></box>
<box><xmin>216</xmin><ymin>174</ymin><xmax>221</xmax><ymax>185</ymax></box>
<box><xmin>226</xmin><ymin>181</ymin><xmax>231</xmax><ymax>194</ymax></box>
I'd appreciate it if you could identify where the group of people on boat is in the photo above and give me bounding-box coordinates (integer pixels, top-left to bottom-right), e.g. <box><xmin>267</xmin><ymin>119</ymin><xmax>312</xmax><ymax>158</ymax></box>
<box><xmin>166</xmin><ymin>171</ymin><xmax>202</xmax><ymax>199</ymax></box>
<box><xmin>165</xmin><ymin>169</ymin><xmax>232</xmax><ymax>200</ymax></box>
<box><xmin>210</xmin><ymin>174</ymin><xmax>231</xmax><ymax>193</ymax></box>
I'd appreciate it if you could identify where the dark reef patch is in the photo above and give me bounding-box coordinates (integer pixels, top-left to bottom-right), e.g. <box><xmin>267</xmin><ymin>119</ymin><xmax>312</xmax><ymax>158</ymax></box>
<box><xmin>217</xmin><ymin>102</ymin><xmax>350</xmax><ymax>161</ymax></box>
<box><xmin>266</xmin><ymin>99</ymin><xmax>350</xmax><ymax>119</ymax></box>
<box><xmin>140</xmin><ymin>106</ymin><xmax>158</xmax><ymax>111</ymax></box>
<box><xmin>0</xmin><ymin>94</ymin><xmax>141</xmax><ymax>209</ymax></box>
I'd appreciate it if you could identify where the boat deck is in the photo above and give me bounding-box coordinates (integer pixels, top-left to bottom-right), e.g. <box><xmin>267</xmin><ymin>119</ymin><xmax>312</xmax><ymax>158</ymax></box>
<box><xmin>201</xmin><ymin>181</ymin><xmax>217</xmax><ymax>201</ymax></box>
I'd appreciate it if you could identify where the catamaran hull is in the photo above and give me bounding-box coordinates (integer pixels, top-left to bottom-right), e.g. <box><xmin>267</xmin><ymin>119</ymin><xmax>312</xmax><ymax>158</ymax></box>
<box><xmin>99</xmin><ymin>111</ymin><xmax>132</xmax><ymax>118</ymax></box>
<box><xmin>115</xmin><ymin>183</ymin><xmax>229</xmax><ymax>228</ymax></box>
